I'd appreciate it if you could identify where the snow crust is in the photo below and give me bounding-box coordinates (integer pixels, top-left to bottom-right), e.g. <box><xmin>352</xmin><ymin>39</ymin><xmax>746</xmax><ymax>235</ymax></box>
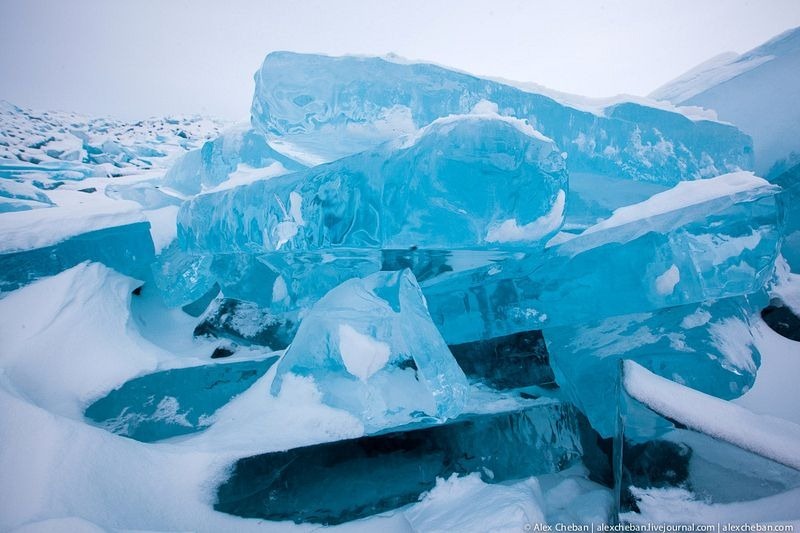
<box><xmin>405</xmin><ymin>473</ymin><xmax>546</xmax><ymax>532</ymax></box>
<box><xmin>0</xmin><ymin>188</ymin><xmax>146</xmax><ymax>253</ymax></box>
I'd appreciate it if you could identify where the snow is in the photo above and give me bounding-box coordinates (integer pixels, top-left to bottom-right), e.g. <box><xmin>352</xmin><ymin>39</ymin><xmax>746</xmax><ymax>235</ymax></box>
<box><xmin>404</xmin><ymin>473</ymin><xmax>546</xmax><ymax>533</ymax></box>
<box><xmin>201</xmin><ymin>161</ymin><xmax>289</xmax><ymax>194</ymax></box>
<box><xmin>404</xmin><ymin>466</ymin><xmax>613</xmax><ymax>532</ymax></box>
<box><xmin>654</xmin><ymin>264</ymin><xmax>680</xmax><ymax>295</ymax></box>
<box><xmin>486</xmin><ymin>190</ymin><xmax>566</xmax><ymax>243</ymax></box>
<box><xmin>680</xmin><ymin>309</ymin><xmax>712</xmax><ymax>329</ymax></box>
<box><xmin>0</xmin><ymin>192</ymin><xmax>145</xmax><ymax>253</ymax></box>
<box><xmin>399</xmin><ymin>100</ymin><xmax>555</xmax><ymax>149</ymax></box>
<box><xmin>0</xmin><ymin>263</ymin><xmax>161</xmax><ymax>417</ymax></box>
<box><xmin>624</xmin><ymin>486</ymin><xmax>800</xmax><ymax>525</ymax></box>
<box><xmin>338</xmin><ymin>324</ymin><xmax>391</xmax><ymax>381</ymax></box>
<box><xmin>735</xmin><ymin>321</ymin><xmax>800</xmax><ymax>425</ymax></box>
<box><xmin>649</xmin><ymin>52</ymin><xmax>774</xmax><ymax>104</ymax></box>
<box><xmin>142</xmin><ymin>205</ymin><xmax>179</xmax><ymax>253</ymax></box>
<box><xmin>580</xmin><ymin>172</ymin><xmax>775</xmax><ymax>236</ymax></box>
<box><xmin>623</xmin><ymin>360</ymin><xmax>800</xmax><ymax>470</ymax></box>
<box><xmin>0</xmin><ymin>100</ymin><xmax>224</xmax><ymax>170</ymax></box>
<box><xmin>772</xmin><ymin>255</ymin><xmax>800</xmax><ymax>315</ymax></box>
<box><xmin>708</xmin><ymin>318</ymin><xmax>759</xmax><ymax>373</ymax></box>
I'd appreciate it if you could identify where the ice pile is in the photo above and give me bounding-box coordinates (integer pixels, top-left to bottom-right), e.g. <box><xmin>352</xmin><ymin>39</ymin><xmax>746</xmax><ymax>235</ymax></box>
<box><xmin>147</xmin><ymin>52</ymin><xmax>786</xmax><ymax>442</ymax></box>
<box><xmin>2</xmin><ymin>45</ymin><xmax>795</xmax><ymax>529</ymax></box>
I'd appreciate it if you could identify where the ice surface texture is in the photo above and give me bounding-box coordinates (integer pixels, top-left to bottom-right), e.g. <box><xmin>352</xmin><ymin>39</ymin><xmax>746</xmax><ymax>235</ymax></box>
<box><xmin>1</xmin><ymin>222</ymin><xmax>155</xmax><ymax>293</ymax></box>
<box><xmin>253</xmin><ymin>52</ymin><xmax>752</xmax><ymax>182</ymax></box>
<box><xmin>270</xmin><ymin>269</ymin><xmax>469</xmax><ymax>431</ymax></box>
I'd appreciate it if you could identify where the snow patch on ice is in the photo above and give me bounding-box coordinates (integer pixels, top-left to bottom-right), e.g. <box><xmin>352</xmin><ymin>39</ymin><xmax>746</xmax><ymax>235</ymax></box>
<box><xmin>486</xmin><ymin>190</ymin><xmax>565</xmax><ymax>243</ymax></box>
<box><xmin>708</xmin><ymin>318</ymin><xmax>759</xmax><ymax>373</ymax></box>
<box><xmin>650</xmin><ymin>52</ymin><xmax>775</xmax><ymax>104</ymax></box>
<box><xmin>142</xmin><ymin>205</ymin><xmax>179</xmax><ymax>253</ymax></box>
<box><xmin>338</xmin><ymin>324</ymin><xmax>391</xmax><ymax>381</ymax></box>
<box><xmin>655</xmin><ymin>265</ymin><xmax>680</xmax><ymax>295</ymax></box>
<box><xmin>680</xmin><ymin>309</ymin><xmax>712</xmax><ymax>329</ymax></box>
<box><xmin>581</xmin><ymin>172</ymin><xmax>775</xmax><ymax>236</ymax></box>
<box><xmin>624</xmin><ymin>486</ymin><xmax>800</xmax><ymax>525</ymax></box>
<box><xmin>201</xmin><ymin>161</ymin><xmax>289</xmax><ymax>194</ymax></box>
<box><xmin>399</xmin><ymin>99</ymin><xmax>554</xmax><ymax>149</ymax></box>
<box><xmin>624</xmin><ymin>360</ymin><xmax>800</xmax><ymax>470</ymax></box>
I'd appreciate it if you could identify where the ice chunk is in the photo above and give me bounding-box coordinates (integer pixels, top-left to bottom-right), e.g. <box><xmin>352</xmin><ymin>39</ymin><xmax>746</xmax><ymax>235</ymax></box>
<box><xmin>85</xmin><ymin>357</ymin><xmax>278</xmax><ymax>442</ymax></box>
<box><xmin>214</xmin><ymin>400</ymin><xmax>582</xmax><ymax>525</ymax></box>
<box><xmin>270</xmin><ymin>269</ymin><xmax>469</xmax><ymax>431</ymax></box>
<box><xmin>150</xmin><ymin>244</ymin><xmax>215</xmax><ymax>307</ymax></box>
<box><xmin>545</xmin><ymin>293</ymin><xmax>767</xmax><ymax>438</ymax></box>
<box><xmin>157</xmin><ymin>113</ymin><xmax>567</xmax><ymax>307</ymax></box>
<box><xmin>448</xmin><ymin>330</ymin><xmax>555</xmax><ymax>390</ymax></box>
<box><xmin>0</xmin><ymin>179</ymin><xmax>54</xmax><ymax>212</ymax></box>
<box><xmin>253</xmin><ymin>52</ymin><xmax>752</xmax><ymax>183</ymax></box>
<box><xmin>178</xmin><ymin>113</ymin><xmax>567</xmax><ymax>254</ymax></box>
<box><xmin>424</xmin><ymin>172</ymin><xmax>780</xmax><ymax>344</ymax></box>
<box><xmin>1</xmin><ymin>222</ymin><xmax>156</xmax><ymax>293</ymax></box>
<box><xmin>162</xmin><ymin>125</ymin><xmax>304</xmax><ymax>195</ymax></box>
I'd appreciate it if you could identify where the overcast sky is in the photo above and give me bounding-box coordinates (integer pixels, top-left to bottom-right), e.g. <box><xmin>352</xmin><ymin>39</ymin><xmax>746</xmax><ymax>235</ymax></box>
<box><xmin>1</xmin><ymin>0</ymin><xmax>799</xmax><ymax>121</ymax></box>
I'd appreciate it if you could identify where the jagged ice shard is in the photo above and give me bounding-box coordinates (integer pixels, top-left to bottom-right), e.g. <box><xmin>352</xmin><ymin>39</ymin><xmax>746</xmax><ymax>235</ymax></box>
<box><xmin>270</xmin><ymin>269</ymin><xmax>469</xmax><ymax>432</ymax></box>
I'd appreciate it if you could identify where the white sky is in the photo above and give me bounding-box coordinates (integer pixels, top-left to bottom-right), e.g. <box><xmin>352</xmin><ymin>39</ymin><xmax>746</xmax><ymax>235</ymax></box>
<box><xmin>1</xmin><ymin>0</ymin><xmax>799</xmax><ymax>121</ymax></box>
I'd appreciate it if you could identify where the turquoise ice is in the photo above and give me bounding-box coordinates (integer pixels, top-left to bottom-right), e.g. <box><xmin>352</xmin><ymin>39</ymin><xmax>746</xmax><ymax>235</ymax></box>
<box><xmin>270</xmin><ymin>269</ymin><xmax>469</xmax><ymax>432</ymax></box>
<box><xmin>157</xmin><ymin>111</ymin><xmax>568</xmax><ymax>307</ymax></box>
<box><xmin>163</xmin><ymin>125</ymin><xmax>305</xmax><ymax>195</ymax></box>
<box><xmin>252</xmin><ymin>52</ymin><xmax>752</xmax><ymax>183</ymax></box>
<box><xmin>424</xmin><ymin>172</ymin><xmax>780</xmax><ymax>344</ymax></box>
<box><xmin>545</xmin><ymin>293</ymin><xmax>767</xmax><ymax>438</ymax></box>
<box><xmin>179</xmin><ymin>111</ymin><xmax>567</xmax><ymax>253</ymax></box>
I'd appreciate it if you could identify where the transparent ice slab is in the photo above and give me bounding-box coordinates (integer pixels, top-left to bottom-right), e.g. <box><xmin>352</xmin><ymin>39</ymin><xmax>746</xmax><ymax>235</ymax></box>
<box><xmin>1</xmin><ymin>222</ymin><xmax>155</xmax><ymax>293</ymax></box>
<box><xmin>214</xmin><ymin>399</ymin><xmax>584</xmax><ymax>525</ymax></box>
<box><xmin>84</xmin><ymin>356</ymin><xmax>278</xmax><ymax>442</ymax></box>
